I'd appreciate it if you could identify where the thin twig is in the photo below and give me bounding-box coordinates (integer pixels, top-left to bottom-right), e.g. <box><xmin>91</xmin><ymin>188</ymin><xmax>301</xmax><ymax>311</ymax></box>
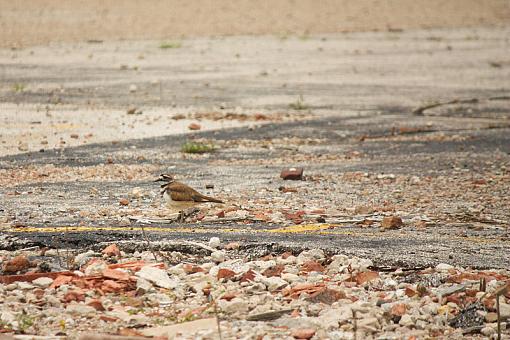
<box><xmin>65</xmin><ymin>225</ymin><xmax>72</xmax><ymax>270</ymax></box>
<box><xmin>210</xmin><ymin>295</ymin><xmax>223</xmax><ymax>340</ymax></box>
<box><xmin>413</xmin><ymin>95</ymin><xmax>510</xmax><ymax>116</ymax></box>
<box><xmin>479</xmin><ymin>277</ymin><xmax>486</xmax><ymax>292</ymax></box>
<box><xmin>353</xmin><ymin>309</ymin><xmax>357</xmax><ymax>340</ymax></box>
<box><xmin>496</xmin><ymin>294</ymin><xmax>501</xmax><ymax>340</ymax></box>
<box><xmin>140</xmin><ymin>223</ymin><xmax>159</xmax><ymax>262</ymax></box>
<box><xmin>412</xmin><ymin>98</ymin><xmax>479</xmax><ymax>115</ymax></box>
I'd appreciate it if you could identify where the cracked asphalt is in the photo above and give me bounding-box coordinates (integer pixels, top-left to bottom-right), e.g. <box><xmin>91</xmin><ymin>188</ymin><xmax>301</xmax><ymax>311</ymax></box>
<box><xmin>1</xmin><ymin>27</ymin><xmax>509</xmax><ymax>269</ymax></box>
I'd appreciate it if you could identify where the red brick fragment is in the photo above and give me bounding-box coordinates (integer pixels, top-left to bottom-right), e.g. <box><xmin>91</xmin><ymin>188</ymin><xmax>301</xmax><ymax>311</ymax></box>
<box><xmin>291</xmin><ymin>328</ymin><xmax>316</xmax><ymax>339</ymax></box>
<box><xmin>217</xmin><ymin>268</ymin><xmax>236</xmax><ymax>280</ymax></box>
<box><xmin>301</xmin><ymin>261</ymin><xmax>325</xmax><ymax>273</ymax></box>
<box><xmin>280</xmin><ymin>167</ymin><xmax>304</xmax><ymax>180</ymax></box>
<box><xmin>2</xmin><ymin>255</ymin><xmax>31</xmax><ymax>273</ymax></box>
<box><xmin>102</xmin><ymin>244</ymin><xmax>121</xmax><ymax>257</ymax></box>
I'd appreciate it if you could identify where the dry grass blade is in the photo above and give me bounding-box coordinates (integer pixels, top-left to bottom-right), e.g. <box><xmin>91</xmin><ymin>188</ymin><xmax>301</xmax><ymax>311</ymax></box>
<box><xmin>496</xmin><ymin>295</ymin><xmax>501</xmax><ymax>340</ymax></box>
<box><xmin>140</xmin><ymin>224</ymin><xmax>159</xmax><ymax>262</ymax></box>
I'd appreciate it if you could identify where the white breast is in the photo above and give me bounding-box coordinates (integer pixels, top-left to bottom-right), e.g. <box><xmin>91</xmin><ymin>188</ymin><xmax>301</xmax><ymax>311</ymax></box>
<box><xmin>163</xmin><ymin>191</ymin><xmax>197</xmax><ymax>211</ymax></box>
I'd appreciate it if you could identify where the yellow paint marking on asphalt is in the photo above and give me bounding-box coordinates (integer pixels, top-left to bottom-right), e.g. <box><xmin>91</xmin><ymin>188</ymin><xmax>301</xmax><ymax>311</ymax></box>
<box><xmin>3</xmin><ymin>224</ymin><xmax>506</xmax><ymax>245</ymax></box>
<box><xmin>0</xmin><ymin>223</ymin><xmax>343</xmax><ymax>234</ymax></box>
<box><xmin>267</xmin><ymin>224</ymin><xmax>336</xmax><ymax>233</ymax></box>
<box><xmin>0</xmin><ymin>225</ymin><xmax>236</xmax><ymax>234</ymax></box>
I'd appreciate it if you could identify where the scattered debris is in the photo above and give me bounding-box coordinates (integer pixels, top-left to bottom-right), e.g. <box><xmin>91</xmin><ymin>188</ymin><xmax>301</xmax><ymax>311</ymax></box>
<box><xmin>280</xmin><ymin>167</ymin><xmax>304</xmax><ymax>180</ymax></box>
<box><xmin>188</xmin><ymin>122</ymin><xmax>201</xmax><ymax>130</ymax></box>
<box><xmin>0</xmin><ymin>248</ymin><xmax>508</xmax><ymax>338</ymax></box>
<box><xmin>381</xmin><ymin>216</ymin><xmax>403</xmax><ymax>230</ymax></box>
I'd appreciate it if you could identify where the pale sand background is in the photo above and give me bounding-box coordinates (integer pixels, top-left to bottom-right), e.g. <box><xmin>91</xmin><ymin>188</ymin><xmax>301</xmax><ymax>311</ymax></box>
<box><xmin>1</xmin><ymin>0</ymin><xmax>509</xmax><ymax>47</ymax></box>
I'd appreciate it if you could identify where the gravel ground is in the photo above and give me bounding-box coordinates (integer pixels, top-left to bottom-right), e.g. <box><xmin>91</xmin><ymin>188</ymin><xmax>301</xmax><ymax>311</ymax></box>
<box><xmin>0</xmin><ymin>244</ymin><xmax>509</xmax><ymax>339</ymax></box>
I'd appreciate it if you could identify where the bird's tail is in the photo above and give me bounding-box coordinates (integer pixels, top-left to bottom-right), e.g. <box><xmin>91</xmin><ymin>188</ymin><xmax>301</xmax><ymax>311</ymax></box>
<box><xmin>198</xmin><ymin>194</ymin><xmax>224</xmax><ymax>204</ymax></box>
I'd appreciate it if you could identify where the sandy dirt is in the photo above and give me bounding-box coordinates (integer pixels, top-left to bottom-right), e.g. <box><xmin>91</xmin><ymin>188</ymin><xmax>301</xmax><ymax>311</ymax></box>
<box><xmin>1</xmin><ymin>0</ymin><xmax>510</xmax><ymax>48</ymax></box>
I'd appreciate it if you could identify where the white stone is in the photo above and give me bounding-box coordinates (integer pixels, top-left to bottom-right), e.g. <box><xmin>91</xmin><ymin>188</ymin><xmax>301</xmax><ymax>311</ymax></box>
<box><xmin>5</xmin><ymin>283</ymin><xmax>17</xmax><ymax>291</ymax></box>
<box><xmin>211</xmin><ymin>250</ymin><xmax>226</xmax><ymax>263</ymax></box>
<box><xmin>32</xmin><ymin>277</ymin><xmax>54</xmax><ymax>288</ymax></box>
<box><xmin>248</xmin><ymin>260</ymin><xmax>276</xmax><ymax>271</ymax></box>
<box><xmin>281</xmin><ymin>273</ymin><xmax>302</xmax><ymax>283</ymax></box>
<box><xmin>129</xmin><ymin>84</ymin><xmax>137</xmax><ymax>92</ymax></box>
<box><xmin>142</xmin><ymin>318</ymin><xmax>217</xmax><ymax>338</ymax></box>
<box><xmin>500</xmin><ymin>302</ymin><xmax>510</xmax><ymax>319</ymax></box>
<box><xmin>130</xmin><ymin>187</ymin><xmax>145</xmax><ymax>199</ymax></box>
<box><xmin>208</xmin><ymin>237</ymin><xmax>221</xmax><ymax>248</ymax></box>
<box><xmin>84</xmin><ymin>260</ymin><xmax>107</xmax><ymax>276</ymax></box>
<box><xmin>45</xmin><ymin>295</ymin><xmax>61</xmax><ymax>307</ymax></box>
<box><xmin>435</xmin><ymin>263</ymin><xmax>454</xmax><ymax>271</ymax></box>
<box><xmin>348</xmin><ymin>257</ymin><xmax>373</xmax><ymax>272</ymax></box>
<box><xmin>1</xmin><ymin>311</ymin><xmax>16</xmax><ymax>324</ymax></box>
<box><xmin>297</xmin><ymin>249</ymin><xmax>325</xmax><ymax>264</ymax></box>
<box><xmin>136</xmin><ymin>266</ymin><xmax>179</xmax><ymax>289</ymax></box>
<box><xmin>319</xmin><ymin>306</ymin><xmax>353</xmax><ymax>329</ymax></box>
<box><xmin>399</xmin><ymin>314</ymin><xmax>415</xmax><ymax>327</ymax></box>
<box><xmin>147</xmin><ymin>293</ymin><xmax>173</xmax><ymax>307</ymax></box>
<box><xmin>245</xmin><ymin>282</ymin><xmax>266</xmax><ymax>293</ymax></box>
<box><xmin>358</xmin><ymin>317</ymin><xmax>381</xmax><ymax>331</ymax></box>
<box><xmin>383</xmin><ymin>278</ymin><xmax>398</xmax><ymax>289</ymax></box>
<box><xmin>167</xmin><ymin>264</ymin><xmax>186</xmax><ymax>276</ymax></box>
<box><xmin>421</xmin><ymin>302</ymin><xmax>440</xmax><ymax>315</ymax></box>
<box><xmin>416</xmin><ymin>319</ymin><xmax>428</xmax><ymax>330</ymax></box>
<box><xmin>481</xmin><ymin>326</ymin><xmax>495</xmax><ymax>336</ymax></box>
<box><xmin>74</xmin><ymin>250</ymin><xmax>99</xmax><ymax>268</ymax></box>
<box><xmin>219</xmin><ymin>298</ymin><xmax>249</xmax><ymax>314</ymax></box>
<box><xmin>66</xmin><ymin>303</ymin><xmax>96</xmax><ymax>315</ymax></box>
<box><xmin>136</xmin><ymin>277</ymin><xmax>154</xmax><ymax>294</ymax></box>
<box><xmin>17</xmin><ymin>282</ymin><xmax>35</xmax><ymax>290</ymax></box>
<box><xmin>277</xmin><ymin>255</ymin><xmax>297</xmax><ymax>265</ymax></box>
<box><xmin>260</xmin><ymin>276</ymin><xmax>288</xmax><ymax>292</ymax></box>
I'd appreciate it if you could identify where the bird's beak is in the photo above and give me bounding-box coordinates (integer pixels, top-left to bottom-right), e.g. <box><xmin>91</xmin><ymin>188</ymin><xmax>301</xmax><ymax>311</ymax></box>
<box><xmin>154</xmin><ymin>175</ymin><xmax>167</xmax><ymax>182</ymax></box>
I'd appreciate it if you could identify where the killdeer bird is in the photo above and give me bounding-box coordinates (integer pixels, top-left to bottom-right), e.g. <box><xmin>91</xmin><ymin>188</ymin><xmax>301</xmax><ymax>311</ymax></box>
<box><xmin>155</xmin><ymin>174</ymin><xmax>224</xmax><ymax>214</ymax></box>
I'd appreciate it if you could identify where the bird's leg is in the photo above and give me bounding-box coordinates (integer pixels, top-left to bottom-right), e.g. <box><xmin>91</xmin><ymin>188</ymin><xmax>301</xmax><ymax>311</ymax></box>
<box><xmin>178</xmin><ymin>210</ymin><xmax>185</xmax><ymax>223</ymax></box>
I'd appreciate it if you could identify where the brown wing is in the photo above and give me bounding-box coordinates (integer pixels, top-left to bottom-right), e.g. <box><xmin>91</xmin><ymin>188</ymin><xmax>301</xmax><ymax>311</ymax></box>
<box><xmin>167</xmin><ymin>181</ymin><xmax>196</xmax><ymax>201</ymax></box>
<box><xmin>168</xmin><ymin>181</ymin><xmax>223</xmax><ymax>203</ymax></box>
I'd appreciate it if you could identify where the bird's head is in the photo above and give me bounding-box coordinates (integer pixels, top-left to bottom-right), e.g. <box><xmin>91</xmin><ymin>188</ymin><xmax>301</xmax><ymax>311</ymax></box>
<box><xmin>155</xmin><ymin>174</ymin><xmax>175</xmax><ymax>196</ymax></box>
<box><xmin>154</xmin><ymin>173</ymin><xmax>175</xmax><ymax>183</ymax></box>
